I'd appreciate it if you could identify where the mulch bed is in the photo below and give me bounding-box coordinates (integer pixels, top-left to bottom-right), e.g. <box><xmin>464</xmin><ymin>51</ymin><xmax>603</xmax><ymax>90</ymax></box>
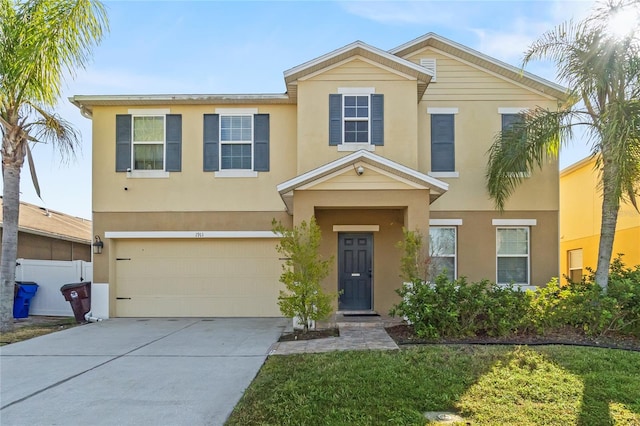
<box><xmin>279</xmin><ymin>328</ymin><xmax>340</xmax><ymax>342</ymax></box>
<box><xmin>385</xmin><ymin>324</ymin><xmax>640</xmax><ymax>352</ymax></box>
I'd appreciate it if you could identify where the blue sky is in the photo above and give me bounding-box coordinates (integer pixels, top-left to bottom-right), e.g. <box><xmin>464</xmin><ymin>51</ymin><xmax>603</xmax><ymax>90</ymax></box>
<box><xmin>15</xmin><ymin>0</ymin><xmax>597</xmax><ymax>219</ymax></box>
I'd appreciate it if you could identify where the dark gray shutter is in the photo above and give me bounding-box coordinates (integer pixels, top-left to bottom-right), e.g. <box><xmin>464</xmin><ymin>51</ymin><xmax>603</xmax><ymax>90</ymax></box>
<box><xmin>431</xmin><ymin>114</ymin><xmax>455</xmax><ymax>172</ymax></box>
<box><xmin>254</xmin><ymin>114</ymin><xmax>270</xmax><ymax>172</ymax></box>
<box><xmin>203</xmin><ymin>114</ymin><xmax>219</xmax><ymax>171</ymax></box>
<box><xmin>165</xmin><ymin>114</ymin><xmax>182</xmax><ymax>172</ymax></box>
<box><xmin>116</xmin><ymin>115</ymin><xmax>132</xmax><ymax>172</ymax></box>
<box><xmin>371</xmin><ymin>94</ymin><xmax>384</xmax><ymax>146</ymax></box>
<box><xmin>329</xmin><ymin>94</ymin><xmax>342</xmax><ymax>146</ymax></box>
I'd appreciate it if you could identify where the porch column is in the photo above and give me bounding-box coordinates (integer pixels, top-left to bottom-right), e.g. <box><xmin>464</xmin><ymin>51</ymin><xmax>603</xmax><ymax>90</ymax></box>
<box><xmin>292</xmin><ymin>190</ymin><xmax>315</xmax><ymax>227</ymax></box>
<box><xmin>404</xmin><ymin>192</ymin><xmax>430</xmax><ymax>234</ymax></box>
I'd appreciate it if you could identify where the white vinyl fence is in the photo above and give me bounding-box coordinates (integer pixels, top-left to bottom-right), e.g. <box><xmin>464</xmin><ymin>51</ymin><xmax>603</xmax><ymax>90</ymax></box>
<box><xmin>15</xmin><ymin>259</ymin><xmax>93</xmax><ymax>317</ymax></box>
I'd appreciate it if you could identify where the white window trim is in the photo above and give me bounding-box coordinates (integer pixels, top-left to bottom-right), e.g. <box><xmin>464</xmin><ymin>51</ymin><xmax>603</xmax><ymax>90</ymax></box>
<box><xmin>429</xmin><ymin>226</ymin><xmax>457</xmax><ymax>279</ymax></box>
<box><xmin>214</xmin><ymin>170</ymin><xmax>258</xmax><ymax>178</ymax></box>
<box><xmin>498</xmin><ymin>107</ymin><xmax>528</xmax><ymax>114</ymax></box>
<box><xmin>429</xmin><ymin>219</ymin><xmax>463</xmax><ymax>226</ymax></box>
<box><xmin>333</xmin><ymin>225</ymin><xmax>380</xmax><ymax>232</ymax></box>
<box><xmin>126</xmin><ymin>170</ymin><xmax>170</xmax><ymax>179</ymax></box>
<box><xmin>128</xmin><ymin>108</ymin><xmax>170</xmax><ymax>115</ymax></box>
<box><xmin>492</xmin><ymin>219</ymin><xmax>537</xmax><ymax>226</ymax></box>
<box><xmin>131</xmin><ymin>114</ymin><xmax>166</xmax><ymax>172</ymax></box>
<box><xmin>429</xmin><ymin>171</ymin><xmax>459</xmax><ymax>178</ymax></box>
<box><xmin>218</xmin><ymin>113</ymin><xmax>255</xmax><ymax>174</ymax></box>
<box><xmin>496</xmin><ymin>227</ymin><xmax>530</xmax><ymax>285</ymax></box>
<box><xmin>427</xmin><ymin>107</ymin><xmax>458</xmax><ymax>114</ymax></box>
<box><xmin>337</xmin><ymin>143</ymin><xmax>375</xmax><ymax>152</ymax></box>
<box><xmin>338</xmin><ymin>87</ymin><xmax>375</xmax><ymax>94</ymax></box>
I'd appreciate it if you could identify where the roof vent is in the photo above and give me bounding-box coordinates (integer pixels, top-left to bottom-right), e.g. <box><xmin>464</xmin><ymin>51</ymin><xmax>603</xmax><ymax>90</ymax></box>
<box><xmin>420</xmin><ymin>58</ymin><xmax>437</xmax><ymax>82</ymax></box>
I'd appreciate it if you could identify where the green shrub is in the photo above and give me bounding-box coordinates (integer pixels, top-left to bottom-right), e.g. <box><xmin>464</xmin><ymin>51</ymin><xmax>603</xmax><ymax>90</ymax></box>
<box><xmin>272</xmin><ymin>217</ymin><xmax>336</xmax><ymax>333</ymax></box>
<box><xmin>390</xmin><ymin>275</ymin><xmax>531</xmax><ymax>339</ymax></box>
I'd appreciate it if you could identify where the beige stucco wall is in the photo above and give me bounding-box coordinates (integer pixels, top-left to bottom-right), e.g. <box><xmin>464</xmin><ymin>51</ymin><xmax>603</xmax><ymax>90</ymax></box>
<box><xmin>296</xmin><ymin>58</ymin><xmax>419</xmax><ymax>173</ymax></box>
<box><xmin>91</xmin><ymin>104</ymin><xmax>296</xmax><ymax>214</ymax></box>
<box><xmin>431</xmin><ymin>210</ymin><xmax>559</xmax><ymax>286</ymax></box>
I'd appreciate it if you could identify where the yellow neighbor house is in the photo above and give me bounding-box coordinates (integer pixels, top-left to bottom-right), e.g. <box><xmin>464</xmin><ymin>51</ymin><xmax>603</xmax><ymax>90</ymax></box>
<box><xmin>70</xmin><ymin>33</ymin><xmax>569</xmax><ymax>318</ymax></box>
<box><xmin>560</xmin><ymin>156</ymin><xmax>640</xmax><ymax>283</ymax></box>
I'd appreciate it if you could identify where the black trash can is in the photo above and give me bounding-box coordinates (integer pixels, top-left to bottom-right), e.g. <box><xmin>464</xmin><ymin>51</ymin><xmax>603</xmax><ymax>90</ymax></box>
<box><xmin>13</xmin><ymin>282</ymin><xmax>39</xmax><ymax>318</ymax></box>
<box><xmin>60</xmin><ymin>282</ymin><xmax>91</xmax><ymax>323</ymax></box>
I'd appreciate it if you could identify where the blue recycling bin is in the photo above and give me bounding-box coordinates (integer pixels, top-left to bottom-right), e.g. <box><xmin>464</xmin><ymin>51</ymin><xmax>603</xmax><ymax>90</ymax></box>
<box><xmin>13</xmin><ymin>282</ymin><xmax>39</xmax><ymax>318</ymax></box>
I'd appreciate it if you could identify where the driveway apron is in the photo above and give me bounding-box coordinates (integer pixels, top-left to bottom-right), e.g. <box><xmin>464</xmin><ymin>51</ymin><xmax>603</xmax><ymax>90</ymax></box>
<box><xmin>0</xmin><ymin>317</ymin><xmax>287</xmax><ymax>426</ymax></box>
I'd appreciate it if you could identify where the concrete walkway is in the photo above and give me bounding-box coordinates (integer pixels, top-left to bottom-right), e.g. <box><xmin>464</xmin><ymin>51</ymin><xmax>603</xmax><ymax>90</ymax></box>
<box><xmin>269</xmin><ymin>316</ymin><xmax>399</xmax><ymax>355</ymax></box>
<box><xmin>1</xmin><ymin>318</ymin><xmax>287</xmax><ymax>426</ymax></box>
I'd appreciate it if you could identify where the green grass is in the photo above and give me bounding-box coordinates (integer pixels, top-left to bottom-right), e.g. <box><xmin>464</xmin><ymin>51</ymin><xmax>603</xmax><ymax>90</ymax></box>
<box><xmin>0</xmin><ymin>317</ymin><xmax>77</xmax><ymax>346</ymax></box>
<box><xmin>226</xmin><ymin>345</ymin><xmax>640</xmax><ymax>426</ymax></box>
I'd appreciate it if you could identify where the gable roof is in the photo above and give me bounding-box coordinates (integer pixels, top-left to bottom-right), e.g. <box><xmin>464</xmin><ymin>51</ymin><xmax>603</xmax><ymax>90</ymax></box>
<box><xmin>277</xmin><ymin>150</ymin><xmax>448</xmax><ymax>213</ymax></box>
<box><xmin>283</xmin><ymin>41</ymin><xmax>434</xmax><ymax>101</ymax></box>
<box><xmin>389</xmin><ymin>32</ymin><xmax>569</xmax><ymax>102</ymax></box>
<box><xmin>0</xmin><ymin>198</ymin><xmax>92</xmax><ymax>244</ymax></box>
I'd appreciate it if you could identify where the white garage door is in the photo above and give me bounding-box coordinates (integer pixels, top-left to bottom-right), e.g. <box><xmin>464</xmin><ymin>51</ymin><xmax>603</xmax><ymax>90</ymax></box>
<box><xmin>114</xmin><ymin>239</ymin><xmax>283</xmax><ymax>317</ymax></box>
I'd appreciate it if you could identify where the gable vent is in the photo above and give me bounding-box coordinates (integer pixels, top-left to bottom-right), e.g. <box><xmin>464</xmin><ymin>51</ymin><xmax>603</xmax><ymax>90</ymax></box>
<box><xmin>420</xmin><ymin>58</ymin><xmax>437</xmax><ymax>82</ymax></box>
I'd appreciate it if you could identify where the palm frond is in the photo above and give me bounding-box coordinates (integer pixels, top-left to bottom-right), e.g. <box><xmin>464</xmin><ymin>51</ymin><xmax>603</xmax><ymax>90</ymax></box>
<box><xmin>486</xmin><ymin>108</ymin><xmax>576</xmax><ymax>210</ymax></box>
<box><xmin>22</xmin><ymin>102</ymin><xmax>80</xmax><ymax>162</ymax></box>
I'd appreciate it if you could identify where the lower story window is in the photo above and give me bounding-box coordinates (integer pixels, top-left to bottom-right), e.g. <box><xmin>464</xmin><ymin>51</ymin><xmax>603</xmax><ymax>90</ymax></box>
<box><xmin>429</xmin><ymin>226</ymin><xmax>456</xmax><ymax>281</ymax></box>
<box><xmin>496</xmin><ymin>227</ymin><xmax>529</xmax><ymax>285</ymax></box>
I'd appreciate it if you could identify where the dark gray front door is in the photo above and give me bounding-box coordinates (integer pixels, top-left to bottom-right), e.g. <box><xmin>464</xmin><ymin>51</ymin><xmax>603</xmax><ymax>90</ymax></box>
<box><xmin>338</xmin><ymin>233</ymin><xmax>373</xmax><ymax>311</ymax></box>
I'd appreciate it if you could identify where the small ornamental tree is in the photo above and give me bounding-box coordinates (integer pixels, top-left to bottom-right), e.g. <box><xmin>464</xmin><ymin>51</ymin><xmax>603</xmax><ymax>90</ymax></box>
<box><xmin>272</xmin><ymin>218</ymin><xmax>335</xmax><ymax>333</ymax></box>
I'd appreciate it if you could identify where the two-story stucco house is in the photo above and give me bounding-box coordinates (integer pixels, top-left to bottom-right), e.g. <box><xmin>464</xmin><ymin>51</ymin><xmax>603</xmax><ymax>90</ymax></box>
<box><xmin>71</xmin><ymin>33</ymin><xmax>568</xmax><ymax>318</ymax></box>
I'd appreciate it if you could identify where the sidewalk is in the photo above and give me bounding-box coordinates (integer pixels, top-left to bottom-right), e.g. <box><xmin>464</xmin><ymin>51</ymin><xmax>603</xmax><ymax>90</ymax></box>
<box><xmin>269</xmin><ymin>314</ymin><xmax>399</xmax><ymax>355</ymax></box>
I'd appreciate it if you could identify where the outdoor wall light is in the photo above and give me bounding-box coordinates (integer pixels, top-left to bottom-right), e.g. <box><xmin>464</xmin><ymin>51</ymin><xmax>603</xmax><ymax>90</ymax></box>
<box><xmin>93</xmin><ymin>235</ymin><xmax>104</xmax><ymax>255</ymax></box>
<box><xmin>356</xmin><ymin>166</ymin><xmax>365</xmax><ymax>176</ymax></box>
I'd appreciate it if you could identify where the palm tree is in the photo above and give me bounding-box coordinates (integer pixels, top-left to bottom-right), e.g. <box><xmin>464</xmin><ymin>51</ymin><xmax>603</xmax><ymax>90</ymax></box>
<box><xmin>486</xmin><ymin>0</ymin><xmax>640</xmax><ymax>291</ymax></box>
<box><xmin>1</xmin><ymin>0</ymin><xmax>108</xmax><ymax>332</ymax></box>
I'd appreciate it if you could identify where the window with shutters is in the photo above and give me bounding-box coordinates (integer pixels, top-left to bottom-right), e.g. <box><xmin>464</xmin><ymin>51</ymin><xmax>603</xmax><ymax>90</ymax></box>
<box><xmin>428</xmin><ymin>108</ymin><xmax>458</xmax><ymax>177</ymax></box>
<box><xmin>203</xmin><ymin>110</ymin><xmax>269</xmax><ymax>177</ymax></box>
<box><xmin>116</xmin><ymin>110</ymin><xmax>181</xmax><ymax>178</ymax></box>
<box><xmin>329</xmin><ymin>90</ymin><xmax>383</xmax><ymax>151</ymax></box>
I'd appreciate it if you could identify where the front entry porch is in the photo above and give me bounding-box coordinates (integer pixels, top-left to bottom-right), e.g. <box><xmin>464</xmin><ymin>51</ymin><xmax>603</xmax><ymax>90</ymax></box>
<box><xmin>277</xmin><ymin>150</ymin><xmax>448</xmax><ymax>315</ymax></box>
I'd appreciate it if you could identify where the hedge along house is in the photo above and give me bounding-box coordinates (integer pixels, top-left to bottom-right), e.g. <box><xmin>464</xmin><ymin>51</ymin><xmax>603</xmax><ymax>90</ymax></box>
<box><xmin>70</xmin><ymin>33</ymin><xmax>568</xmax><ymax>318</ymax></box>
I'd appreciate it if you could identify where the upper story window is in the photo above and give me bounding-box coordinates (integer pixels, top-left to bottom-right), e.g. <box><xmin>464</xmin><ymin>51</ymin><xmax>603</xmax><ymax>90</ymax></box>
<box><xmin>133</xmin><ymin>116</ymin><xmax>165</xmax><ymax>170</ymax></box>
<box><xmin>343</xmin><ymin>95</ymin><xmax>369</xmax><ymax>143</ymax></box>
<box><xmin>329</xmin><ymin>89</ymin><xmax>383</xmax><ymax>150</ymax></box>
<box><xmin>203</xmin><ymin>110</ymin><xmax>270</xmax><ymax>177</ymax></box>
<box><xmin>428</xmin><ymin>108</ymin><xmax>458</xmax><ymax>176</ymax></box>
<box><xmin>220</xmin><ymin>115</ymin><xmax>253</xmax><ymax>170</ymax></box>
<box><xmin>498</xmin><ymin>108</ymin><xmax>529</xmax><ymax>176</ymax></box>
<box><xmin>116</xmin><ymin>110</ymin><xmax>182</xmax><ymax>177</ymax></box>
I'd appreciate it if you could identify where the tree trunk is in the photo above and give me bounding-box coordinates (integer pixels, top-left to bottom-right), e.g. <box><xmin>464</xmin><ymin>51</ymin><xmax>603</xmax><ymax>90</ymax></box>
<box><xmin>0</xmin><ymin>163</ymin><xmax>22</xmax><ymax>332</ymax></box>
<box><xmin>594</xmin><ymin>153</ymin><xmax>620</xmax><ymax>292</ymax></box>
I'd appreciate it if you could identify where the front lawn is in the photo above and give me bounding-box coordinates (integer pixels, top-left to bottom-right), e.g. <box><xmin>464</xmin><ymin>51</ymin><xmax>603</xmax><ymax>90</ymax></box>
<box><xmin>227</xmin><ymin>345</ymin><xmax>640</xmax><ymax>425</ymax></box>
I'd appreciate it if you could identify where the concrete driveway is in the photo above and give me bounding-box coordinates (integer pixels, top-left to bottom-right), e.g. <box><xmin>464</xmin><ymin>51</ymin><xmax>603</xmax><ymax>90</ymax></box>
<box><xmin>0</xmin><ymin>317</ymin><xmax>287</xmax><ymax>426</ymax></box>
